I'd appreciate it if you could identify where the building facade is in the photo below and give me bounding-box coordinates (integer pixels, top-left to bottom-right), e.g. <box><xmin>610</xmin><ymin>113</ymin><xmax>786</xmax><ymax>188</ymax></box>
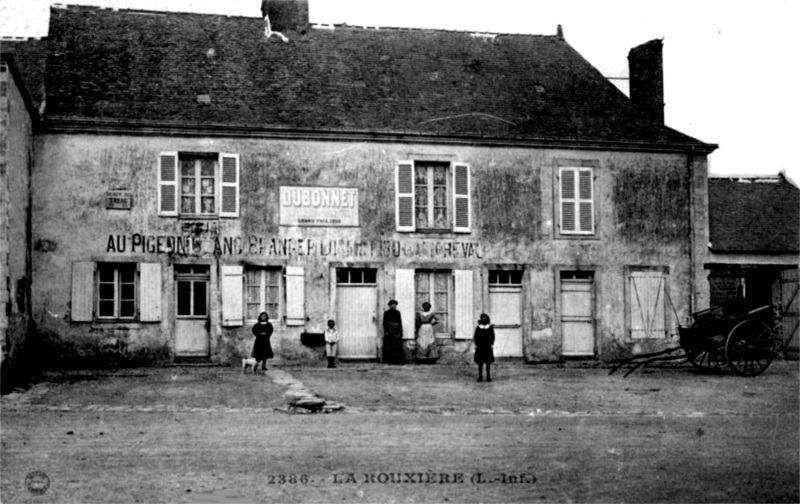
<box><xmin>0</xmin><ymin>53</ymin><xmax>37</xmax><ymax>389</ymax></box>
<box><xmin>11</xmin><ymin>3</ymin><xmax>718</xmax><ymax>367</ymax></box>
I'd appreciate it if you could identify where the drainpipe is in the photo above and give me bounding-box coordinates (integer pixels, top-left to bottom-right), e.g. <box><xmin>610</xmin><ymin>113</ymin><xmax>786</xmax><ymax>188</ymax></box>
<box><xmin>687</xmin><ymin>145</ymin><xmax>695</xmax><ymax>315</ymax></box>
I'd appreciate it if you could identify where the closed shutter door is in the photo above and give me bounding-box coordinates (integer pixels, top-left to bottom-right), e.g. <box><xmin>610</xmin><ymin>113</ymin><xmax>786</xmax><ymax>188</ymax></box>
<box><xmin>219</xmin><ymin>153</ymin><xmax>239</xmax><ymax>218</ymax></box>
<box><xmin>395</xmin><ymin>269</ymin><xmax>416</xmax><ymax>340</ymax></box>
<box><xmin>158</xmin><ymin>152</ymin><xmax>178</xmax><ymax>216</ymax></box>
<box><xmin>286</xmin><ymin>266</ymin><xmax>305</xmax><ymax>326</ymax></box>
<box><xmin>453</xmin><ymin>270</ymin><xmax>474</xmax><ymax>339</ymax></box>
<box><xmin>395</xmin><ymin>161</ymin><xmax>415</xmax><ymax>232</ymax></box>
<box><xmin>221</xmin><ymin>265</ymin><xmax>244</xmax><ymax>327</ymax></box>
<box><xmin>630</xmin><ymin>272</ymin><xmax>666</xmax><ymax>339</ymax></box>
<box><xmin>139</xmin><ymin>262</ymin><xmax>162</xmax><ymax>322</ymax></box>
<box><xmin>453</xmin><ymin>163</ymin><xmax>471</xmax><ymax>233</ymax></box>
<box><xmin>71</xmin><ymin>262</ymin><xmax>95</xmax><ymax>322</ymax></box>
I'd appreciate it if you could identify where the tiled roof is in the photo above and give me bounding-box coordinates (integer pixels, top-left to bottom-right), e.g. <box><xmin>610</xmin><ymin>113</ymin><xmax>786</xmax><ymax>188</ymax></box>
<box><xmin>709</xmin><ymin>175</ymin><xmax>800</xmax><ymax>253</ymax></box>
<box><xmin>12</xmin><ymin>5</ymin><xmax>713</xmax><ymax>147</ymax></box>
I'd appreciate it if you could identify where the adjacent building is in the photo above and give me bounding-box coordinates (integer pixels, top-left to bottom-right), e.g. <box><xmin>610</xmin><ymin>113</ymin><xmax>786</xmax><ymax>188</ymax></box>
<box><xmin>706</xmin><ymin>173</ymin><xmax>800</xmax><ymax>357</ymax></box>
<box><xmin>6</xmin><ymin>2</ymin><xmax>718</xmax><ymax>368</ymax></box>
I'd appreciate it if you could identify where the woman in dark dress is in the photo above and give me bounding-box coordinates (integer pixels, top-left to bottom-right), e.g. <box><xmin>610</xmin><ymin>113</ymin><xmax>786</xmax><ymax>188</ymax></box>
<box><xmin>474</xmin><ymin>313</ymin><xmax>495</xmax><ymax>382</ymax></box>
<box><xmin>383</xmin><ymin>300</ymin><xmax>405</xmax><ymax>364</ymax></box>
<box><xmin>251</xmin><ymin>312</ymin><xmax>274</xmax><ymax>372</ymax></box>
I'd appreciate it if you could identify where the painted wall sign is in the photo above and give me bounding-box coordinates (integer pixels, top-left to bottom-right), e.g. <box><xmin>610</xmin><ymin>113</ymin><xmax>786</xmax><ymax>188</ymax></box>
<box><xmin>280</xmin><ymin>186</ymin><xmax>359</xmax><ymax>227</ymax></box>
<box><xmin>105</xmin><ymin>233</ymin><xmax>483</xmax><ymax>260</ymax></box>
<box><xmin>105</xmin><ymin>190</ymin><xmax>133</xmax><ymax>210</ymax></box>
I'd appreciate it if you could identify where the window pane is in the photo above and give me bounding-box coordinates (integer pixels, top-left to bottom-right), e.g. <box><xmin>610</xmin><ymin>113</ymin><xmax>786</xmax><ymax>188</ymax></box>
<box><xmin>489</xmin><ymin>271</ymin><xmax>498</xmax><ymax>284</ymax></box>
<box><xmin>510</xmin><ymin>271</ymin><xmax>523</xmax><ymax>284</ymax></box>
<box><xmin>200</xmin><ymin>158</ymin><xmax>215</xmax><ymax>177</ymax></box>
<box><xmin>120</xmin><ymin>283</ymin><xmax>135</xmax><ymax>301</ymax></box>
<box><xmin>120</xmin><ymin>301</ymin><xmax>135</xmax><ymax>318</ymax></box>
<box><xmin>201</xmin><ymin>196</ymin><xmax>215</xmax><ymax>214</ymax></box>
<box><xmin>177</xmin><ymin>281</ymin><xmax>191</xmax><ymax>316</ymax></box>
<box><xmin>181</xmin><ymin>196</ymin><xmax>195</xmax><ymax>214</ymax></box>
<box><xmin>336</xmin><ymin>269</ymin><xmax>348</xmax><ymax>284</ymax></box>
<box><xmin>98</xmin><ymin>266</ymin><xmax>114</xmax><ymax>282</ymax></box>
<box><xmin>98</xmin><ymin>283</ymin><xmax>115</xmax><ymax>300</ymax></box>
<box><xmin>351</xmin><ymin>269</ymin><xmax>363</xmax><ymax>284</ymax></box>
<box><xmin>364</xmin><ymin>269</ymin><xmax>377</xmax><ymax>284</ymax></box>
<box><xmin>193</xmin><ymin>281</ymin><xmax>207</xmax><ymax>316</ymax></box>
<box><xmin>119</xmin><ymin>266</ymin><xmax>135</xmax><ymax>283</ymax></box>
<box><xmin>246</xmin><ymin>304</ymin><xmax>260</xmax><ymax>321</ymax></box>
<box><xmin>182</xmin><ymin>177</ymin><xmax>196</xmax><ymax>195</ymax></box>
<box><xmin>181</xmin><ymin>158</ymin><xmax>194</xmax><ymax>176</ymax></box>
<box><xmin>99</xmin><ymin>300</ymin><xmax>115</xmax><ymax>317</ymax></box>
<box><xmin>201</xmin><ymin>178</ymin><xmax>214</xmax><ymax>195</ymax></box>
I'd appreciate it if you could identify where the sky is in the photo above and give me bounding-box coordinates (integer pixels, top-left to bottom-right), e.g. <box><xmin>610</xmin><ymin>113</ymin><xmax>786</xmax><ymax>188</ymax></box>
<box><xmin>1</xmin><ymin>0</ymin><xmax>798</xmax><ymax>180</ymax></box>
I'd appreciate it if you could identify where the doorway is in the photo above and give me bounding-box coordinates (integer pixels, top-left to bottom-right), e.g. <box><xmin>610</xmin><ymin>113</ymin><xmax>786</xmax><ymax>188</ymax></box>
<box><xmin>488</xmin><ymin>270</ymin><xmax>524</xmax><ymax>357</ymax></box>
<box><xmin>174</xmin><ymin>265</ymin><xmax>210</xmax><ymax>356</ymax></box>
<box><xmin>560</xmin><ymin>271</ymin><xmax>594</xmax><ymax>356</ymax></box>
<box><xmin>336</xmin><ymin>268</ymin><xmax>378</xmax><ymax>358</ymax></box>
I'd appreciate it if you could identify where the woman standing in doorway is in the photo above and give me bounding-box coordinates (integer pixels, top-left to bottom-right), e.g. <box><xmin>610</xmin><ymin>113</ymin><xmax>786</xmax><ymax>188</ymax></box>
<box><xmin>251</xmin><ymin>312</ymin><xmax>274</xmax><ymax>372</ymax></box>
<box><xmin>383</xmin><ymin>300</ymin><xmax>405</xmax><ymax>364</ymax></box>
<box><xmin>415</xmin><ymin>302</ymin><xmax>439</xmax><ymax>363</ymax></box>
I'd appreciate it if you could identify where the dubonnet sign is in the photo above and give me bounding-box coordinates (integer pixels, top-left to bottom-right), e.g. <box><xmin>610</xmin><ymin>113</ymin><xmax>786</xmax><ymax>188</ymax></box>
<box><xmin>280</xmin><ymin>186</ymin><xmax>359</xmax><ymax>227</ymax></box>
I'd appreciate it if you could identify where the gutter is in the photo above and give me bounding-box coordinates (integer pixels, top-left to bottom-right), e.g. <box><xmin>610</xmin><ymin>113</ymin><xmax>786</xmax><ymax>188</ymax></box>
<box><xmin>41</xmin><ymin>116</ymin><xmax>719</xmax><ymax>155</ymax></box>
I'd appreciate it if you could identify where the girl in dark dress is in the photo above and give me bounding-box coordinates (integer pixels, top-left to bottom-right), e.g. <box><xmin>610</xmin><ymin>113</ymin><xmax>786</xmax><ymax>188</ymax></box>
<box><xmin>383</xmin><ymin>300</ymin><xmax>404</xmax><ymax>364</ymax></box>
<box><xmin>474</xmin><ymin>313</ymin><xmax>495</xmax><ymax>382</ymax></box>
<box><xmin>251</xmin><ymin>312</ymin><xmax>274</xmax><ymax>372</ymax></box>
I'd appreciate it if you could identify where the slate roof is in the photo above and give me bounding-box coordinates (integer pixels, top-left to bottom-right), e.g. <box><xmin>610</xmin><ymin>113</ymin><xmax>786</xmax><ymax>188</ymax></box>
<box><xmin>709</xmin><ymin>174</ymin><xmax>800</xmax><ymax>254</ymax></box>
<box><xmin>8</xmin><ymin>5</ymin><xmax>714</xmax><ymax>149</ymax></box>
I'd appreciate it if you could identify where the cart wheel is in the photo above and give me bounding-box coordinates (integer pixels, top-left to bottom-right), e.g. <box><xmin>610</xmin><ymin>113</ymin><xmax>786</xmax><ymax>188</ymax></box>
<box><xmin>725</xmin><ymin>319</ymin><xmax>777</xmax><ymax>377</ymax></box>
<box><xmin>686</xmin><ymin>348</ymin><xmax>726</xmax><ymax>371</ymax></box>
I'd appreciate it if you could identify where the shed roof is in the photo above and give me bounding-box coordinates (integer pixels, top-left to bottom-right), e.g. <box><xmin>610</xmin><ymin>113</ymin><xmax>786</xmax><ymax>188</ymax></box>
<box><xmin>8</xmin><ymin>5</ymin><xmax>715</xmax><ymax>150</ymax></box>
<box><xmin>709</xmin><ymin>174</ymin><xmax>800</xmax><ymax>253</ymax></box>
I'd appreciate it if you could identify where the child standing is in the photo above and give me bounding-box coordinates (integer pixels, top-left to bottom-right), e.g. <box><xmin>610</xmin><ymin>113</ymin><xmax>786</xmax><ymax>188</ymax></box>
<box><xmin>474</xmin><ymin>313</ymin><xmax>495</xmax><ymax>382</ymax></box>
<box><xmin>324</xmin><ymin>319</ymin><xmax>340</xmax><ymax>368</ymax></box>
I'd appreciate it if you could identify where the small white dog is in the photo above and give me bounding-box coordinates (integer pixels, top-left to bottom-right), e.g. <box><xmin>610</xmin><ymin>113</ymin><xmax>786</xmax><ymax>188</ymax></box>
<box><xmin>242</xmin><ymin>357</ymin><xmax>260</xmax><ymax>374</ymax></box>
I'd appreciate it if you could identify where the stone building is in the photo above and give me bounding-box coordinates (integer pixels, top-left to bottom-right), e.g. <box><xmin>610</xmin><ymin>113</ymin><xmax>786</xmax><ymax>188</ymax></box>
<box><xmin>706</xmin><ymin>173</ymin><xmax>800</xmax><ymax>357</ymax></box>
<box><xmin>6</xmin><ymin>2</ymin><xmax>718</xmax><ymax>368</ymax></box>
<box><xmin>0</xmin><ymin>52</ymin><xmax>37</xmax><ymax>389</ymax></box>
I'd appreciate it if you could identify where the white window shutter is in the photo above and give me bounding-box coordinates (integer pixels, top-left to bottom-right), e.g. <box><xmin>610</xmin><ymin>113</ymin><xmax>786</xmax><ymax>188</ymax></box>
<box><xmin>286</xmin><ymin>266</ymin><xmax>305</xmax><ymax>326</ymax></box>
<box><xmin>139</xmin><ymin>262</ymin><xmax>162</xmax><ymax>322</ymax></box>
<box><xmin>560</xmin><ymin>168</ymin><xmax>576</xmax><ymax>232</ymax></box>
<box><xmin>158</xmin><ymin>152</ymin><xmax>178</xmax><ymax>216</ymax></box>
<box><xmin>395</xmin><ymin>161</ymin><xmax>415</xmax><ymax>232</ymax></box>
<box><xmin>71</xmin><ymin>262</ymin><xmax>95</xmax><ymax>322</ymax></box>
<box><xmin>453</xmin><ymin>162</ymin><xmax>471</xmax><ymax>233</ymax></box>
<box><xmin>219</xmin><ymin>153</ymin><xmax>240</xmax><ymax>218</ymax></box>
<box><xmin>630</xmin><ymin>272</ymin><xmax>666</xmax><ymax>339</ymax></box>
<box><xmin>395</xmin><ymin>269</ymin><xmax>416</xmax><ymax>340</ymax></box>
<box><xmin>221</xmin><ymin>265</ymin><xmax>244</xmax><ymax>326</ymax></box>
<box><xmin>453</xmin><ymin>270</ymin><xmax>474</xmax><ymax>339</ymax></box>
<box><xmin>578</xmin><ymin>169</ymin><xmax>594</xmax><ymax>233</ymax></box>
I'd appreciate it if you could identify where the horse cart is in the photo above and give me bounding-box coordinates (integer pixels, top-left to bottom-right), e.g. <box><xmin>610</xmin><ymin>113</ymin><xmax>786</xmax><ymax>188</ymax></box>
<box><xmin>610</xmin><ymin>304</ymin><xmax>779</xmax><ymax>377</ymax></box>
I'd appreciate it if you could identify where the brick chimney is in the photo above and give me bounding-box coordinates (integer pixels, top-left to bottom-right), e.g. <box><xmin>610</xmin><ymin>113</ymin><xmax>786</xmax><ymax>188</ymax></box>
<box><xmin>261</xmin><ymin>0</ymin><xmax>309</xmax><ymax>34</ymax></box>
<box><xmin>628</xmin><ymin>39</ymin><xmax>664</xmax><ymax>124</ymax></box>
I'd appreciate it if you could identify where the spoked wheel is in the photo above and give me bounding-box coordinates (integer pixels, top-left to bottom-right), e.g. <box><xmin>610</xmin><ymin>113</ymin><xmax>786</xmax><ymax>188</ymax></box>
<box><xmin>686</xmin><ymin>348</ymin><xmax>726</xmax><ymax>371</ymax></box>
<box><xmin>725</xmin><ymin>319</ymin><xmax>777</xmax><ymax>377</ymax></box>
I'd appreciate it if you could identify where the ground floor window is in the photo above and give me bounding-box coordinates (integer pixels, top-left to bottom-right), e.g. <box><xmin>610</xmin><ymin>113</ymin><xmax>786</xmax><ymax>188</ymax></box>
<box><xmin>628</xmin><ymin>269</ymin><xmax>667</xmax><ymax>339</ymax></box>
<box><xmin>415</xmin><ymin>270</ymin><xmax>450</xmax><ymax>335</ymax></box>
<box><xmin>97</xmin><ymin>263</ymin><xmax>136</xmax><ymax>320</ymax></box>
<box><xmin>246</xmin><ymin>267</ymin><xmax>281</xmax><ymax>322</ymax></box>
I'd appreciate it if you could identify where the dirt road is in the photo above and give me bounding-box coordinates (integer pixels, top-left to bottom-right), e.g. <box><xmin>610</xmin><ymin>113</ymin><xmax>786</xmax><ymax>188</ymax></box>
<box><xmin>1</xmin><ymin>362</ymin><xmax>798</xmax><ymax>503</ymax></box>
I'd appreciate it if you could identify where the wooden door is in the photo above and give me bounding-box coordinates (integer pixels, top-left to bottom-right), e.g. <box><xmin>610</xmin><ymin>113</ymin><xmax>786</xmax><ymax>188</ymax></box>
<box><xmin>780</xmin><ymin>268</ymin><xmax>799</xmax><ymax>352</ymax></box>
<box><xmin>174</xmin><ymin>265</ymin><xmax>210</xmax><ymax>356</ymax></box>
<box><xmin>489</xmin><ymin>287</ymin><xmax>523</xmax><ymax>357</ymax></box>
<box><xmin>561</xmin><ymin>273</ymin><xmax>594</xmax><ymax>356</ymax></box>
<box><xmin>336</xmin><ymin>268</ymin><xmax>378</xmax><ymax>359</ymax></box>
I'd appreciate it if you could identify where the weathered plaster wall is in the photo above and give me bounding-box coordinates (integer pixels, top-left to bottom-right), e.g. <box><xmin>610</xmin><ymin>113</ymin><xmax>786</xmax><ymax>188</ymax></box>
<box><xmin>32</xmin><ymin>133</ymin><xmax>701</xmax><ymax>365</ymax></box>
<box><xmin>1</xmin><ymin>64</ymin><xmax>34</xmax><ymax>388</ymax></box>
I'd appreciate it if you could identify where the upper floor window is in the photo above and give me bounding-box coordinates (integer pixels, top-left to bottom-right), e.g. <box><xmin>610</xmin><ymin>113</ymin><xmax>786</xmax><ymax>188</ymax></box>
<box><xmin>158</xmin><ymin>152</ymin><xmax>239</xmax><ymax>218</ymax></box>
<box><xmin>395</xmin><ymin>160</ymin><xmax>471</xmax><ymax>233</ymax></box>
<box><xmin>558</xmin><ymin>166</ymin><xmax>594</xmax><ymax>235</ymax></box>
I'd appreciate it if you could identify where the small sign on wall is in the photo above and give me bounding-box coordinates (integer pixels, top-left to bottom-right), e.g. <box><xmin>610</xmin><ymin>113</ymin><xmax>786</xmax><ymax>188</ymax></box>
<box><xmin>106</xmin><ymin>190</ymin><xmax>133</xmax><ymax>210</ymax></box>
<box><xmin>280</xmin><ymin>186</ymin><xmax>359</xmax><ymax>227</ymax></box>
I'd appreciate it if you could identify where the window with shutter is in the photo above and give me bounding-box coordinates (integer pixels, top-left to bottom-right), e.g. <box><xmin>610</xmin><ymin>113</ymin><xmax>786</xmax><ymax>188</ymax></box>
<box><xmin>159</xmin><ymin>152</ymin><xmax>240</xmax><ymax>218</ymax></box>
<box><xmin>245</xmin><ymin>267</ymin><xmax>282</xmax><ymax>323</ymax></box>
<box><xmin>559</xmin><ymin>167</ymin><xmax>594</xmax><ymax>235</ymax></box>
<box><xmin>395</xmin><ymin>160</ymin><xmax>471</xmax><ymax>233</ymax></box>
